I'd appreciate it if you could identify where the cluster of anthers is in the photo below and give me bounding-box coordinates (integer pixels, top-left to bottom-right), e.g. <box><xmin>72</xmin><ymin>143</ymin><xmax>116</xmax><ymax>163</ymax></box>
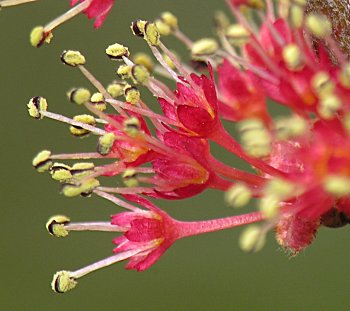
<box><xmin>5</xmin><ymin>0</ymin><xmax>350</xmax><ymax>293</ymax></box>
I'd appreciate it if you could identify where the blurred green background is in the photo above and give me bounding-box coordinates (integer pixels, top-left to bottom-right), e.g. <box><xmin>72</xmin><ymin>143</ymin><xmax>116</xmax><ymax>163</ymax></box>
<box><xmin>1</xmin><ymin>1</ymin><xmax>350</xmax><ymax>310</ymax></box>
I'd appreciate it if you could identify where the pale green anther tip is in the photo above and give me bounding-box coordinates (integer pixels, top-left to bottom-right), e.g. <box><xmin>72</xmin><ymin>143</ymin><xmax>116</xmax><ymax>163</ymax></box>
<box><xmin>61</xmin><ymin>178</ymin><xmax>100</xmax><ymax>197</ymax></box>
<box><xmin>225</xmin><ymin>184</ymin><xmax>252</xmax><ymax>208</ymax></box>
<box><xmin>282</xmin><ymin>44</ymin><xmax>302</xmax><ymax>70</ymax></box>
<box><xmin>68</xmin><ymin>88</ymin><xmax>91</xmax><ymax>105</ymax></box>
<box><xmin>106</xmin><ymin>43</ymin><xmax>130</xmax><ymax>60</ymax></box>
<box><xmin>122</xmin><ymin>169</ymin><xmax>139</xmax><ymax>187</ymax></box>
<box><xmin>123</xmin><ymin>117</ymin><xmax>141</xmax><ymax>137</ymax></box>
<box><xmin>107</xmin><ymin>81</ymin><xmax>126</xmax><ymax>98</ymax></box>
<box><xmin>117</xmin><ymin>64</ymin><xmax>132</xmax><ymax>79</ymax></box>
<box><xmin>32</xmin><ymin>150</ymin><xmax>52</xmax><ymax>173</ymax></box>
<box><xmin>70</xmin><ymin>114</ymin><xmax>96</xmax><ymax>137</ymax></box>
<box><xmin>124</xmin><ymin>86</ymin><xmax>141</xmax><ymax>105</ymax></box>
<box><xmin>131</xmin><ymin>64</ymin><xmax>150</xmax><ymax>84</ymax></box>
<box><xmin>225</xmin><ymin>24</ymin><xmax>250</xmax><ymax>46</ymax></box>
<box><xmin>305</xmin><ymin>14</ymin><xmax>332</xmax><ymax>38</ymax></box>
<box><xmin>155</xmin><ymin>19</ymin><xmax>172</xmax><ymax>36</ymax></box>
<box><xmin>50</xmin><ymin>163</ymin><xmax>72</xmax><ymax>182</ymax></box>
<box><xmin>30</xmin><ymin>26</ymin><xmax>52</xmax><ymax>47</ymax></box>
<box><xmin>132</xmin><ymin>53</ymin><xmax>154</xmax><ymax>72</ymax></box>
<box><xmin>90</xmin><ymin>92</ymin><xmax>107</xmax><ymax>111</ymax></box>
<box><xmin>97</xmin><ymin>133</ymin><xmax>116</xmax><ymax>155</ymax></box>
<box><xmin>191</xmin><ymin>38</ymin><xmax>218</xmax><ymax>59</ymax></box>
<box><xmin>46</xmin><ymin>215</ymin><xmax>70</xmax><ymax>237</ymax></box>
<box><xmin>71</xmin><ymin>162</ymin><xmax>95</xmax><ymax>179</ymax></box>
<box><xmin>27</xmin><ymin>96</ymin><xmax>48</xmax><ymax>119</ymax></box>
<box><xmin>160</xmin><ymin>12</ymin><xmax>178</xmax><ymax>29</ymax></box>
<box><xmin>239</xmin><ymin>225</ymin><xmax>266</xmax><ymax>253</ymax></box>
<box><xmin>61</xmin><ymin>50</ymin><xmax>86</xmax><ymax>67</ymax></box>
<box><xmin>259</xmin><ymin>195</ymin><xmax>280</xmax><ymax>219</ymax></box>
<box><xmin>323</xmin><ymin>176</ymin><xmax>350</xmax><ymax>197</ymax></box>
<box><xmin>52</xmin><ymin>271</ymin><xmax>77</xmax><ymax>293</ymax></box>
<box><xmin>144</xmin><ymin>22</ymin><xmax>160</xmax><ymax>46</ymax></box>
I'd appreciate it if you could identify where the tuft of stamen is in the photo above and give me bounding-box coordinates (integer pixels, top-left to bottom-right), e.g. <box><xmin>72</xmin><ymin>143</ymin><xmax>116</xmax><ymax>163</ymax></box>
<box><xmin>46</xmin><ymin>215</ymin><xmax>70</xmax><ymax>237</ymax></box>
<box><xmin>51</xmin><ymin>271</ymin><xmax>77</xmax><ymax>293</ymax></box>
<box><xmin>32</xmin><ymin>150</ymin><xmax>52</xmax><ymax>173</ymax></box>
<box><xmin>61</xmin><ymin>50</ymin><xmax>86</xmax><ymax>67</ymax></box>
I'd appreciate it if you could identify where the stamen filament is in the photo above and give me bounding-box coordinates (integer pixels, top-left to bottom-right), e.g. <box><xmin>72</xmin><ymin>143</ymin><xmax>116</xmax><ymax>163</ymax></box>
<box><xmin>65</xmin><ymin>222</ymin><xmax>126</xmax><ymax>232</ymax></box>
<box><xmin>93</xmin><ymin>189</ymin><xmax>140</xmax><ymax>212</ymax></box>
<box><xmin>0</xmin><ymin>0</ymin><xmax>37</xmax><ymax>6</ymax></box>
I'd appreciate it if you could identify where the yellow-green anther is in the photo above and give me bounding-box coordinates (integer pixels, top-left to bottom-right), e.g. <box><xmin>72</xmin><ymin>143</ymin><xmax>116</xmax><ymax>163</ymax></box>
<box><xmin>225</xmin><ymin>184</ymin><xmax>252</xmax><ymax>208</ymax></box>
<box><xmin>105</xmin><ymin>43</ymin><xmax>130</xmax><ymax>60</ymax></box>
<box><xmin>131</xmin><ymin>19</ymin><xmax>147</xmax><ymax>37</ymax></box>
<box><xmin>290</xmin><ymin>5</ymin><xmax>304</xmax><ymax>29</ymax></box>
<box><xmin>305</xmin><ymin>14</ymin><xmax>332</xmax><ymax>38</ymax></box>
<box><xmin>318</xmin><ymin>95</ymin><xmax>342</xmax><ymax>119</ymax></box>
<box><xmin>131</xmin><ymin>64</ymin><xmax>150</xmax><ymax>84</ymax></box>
<box><xmin>90</xmin><ymin>92</ymin><xmax>106</xmax><ymax>111</ymax></box>
<box><xmin>265</xmin><ymin>178</ymin><xmax>295</xmax><ymax>199</ymax></box>
<box><xmin>163</xmin><ymin>52</ymin><xmax>176</xmax><ymax>69</ymax></box>
<box><xmin>213</xmin><ymin>11</ymin><xmax>230</xmax><ymax>32</ymax></box>
<box><xmin>61</xmin><ymin>50</ymin><xmax>86</xmax><ymax>67</ymax></box>
<box><xmin>97</xmin><ymin>132</ymin><xmax>116</xmax><ymax>155</ymax></box>
<box><xmin>61</xmin><ymin>178</ymin><xmax>100</xmax><ymax>197</ymax></box>
<box><xmin>160</xmin><ymin>12</ymin><xmax>178</xmax><ymax>29</ymax></box>
<box><xmin>124</xmin><ymin>86</ymin><xmax>141</xmax><ymax>105</ymax></box>
<box><xmin>122</xmin><ymin>169</ymin><xmax>139</xmax><ymax>187</ymax></box>
<box><xmin>282</xmin><ymin>44</ymin><xmax>302</xmax><ymax>70</ymax></box>
<box><xmin>69</xmin><ymin>114</ymin><xmax>96</xmax><ymax>137</ymax></box>
<box><xmin>144</xmin><ymin>22</ymin><xmax>160</xmax><ymax>46</ymax></box>
<box><xmin>132</xmin><ymin>53</ymin><xmax>154</xmax><ymax>72</ymax></box>
<box><xmin>225</xmin><ymin>24</ymin><xmax>250</xmax><ymax>46</ymax></box>
<box><xmin>275</xmin><ymin>115</ymin><xmax>307</xmax><ymax>139</ymax></box>
<box><xmin>30</xmin><ymin>26</ymin><xmax>52</xmax><ymax>47</ymax></box>
<box><xmin>71</xmin><ymin>162</ymin><xmax>95</xmax><ymax>179</ymax></box>
<box><xmin>107</xmin><ymin>81</ymin><xmax>126</xmax><ymax>98</ymax></box>
<box><xmin>155</xmin><ymin>19</ymin><xmax>172</xmax><ymax>36</ymax></box>
<box><xmin>191</xmin><ymin>38</ymin><xmax>218</xmax><ymax>58</ymax></box>
<box><xmin>339</xmin><ymin>63</ymin><xmax>350</xmax><ymax>88</ymax></box>
<box><xmin>46</xmin><ymin>215</ymin><xmax>70</xmax><ymax>237</ymax></box>
<box><xmin>32</xmin><ymin>150</ymin><xmax>52</xmax><ymax>173</ymax></box>
<box><xmin>343</xmin><ymin>113</ymin><xmax>350</xmax><ymax>134</ymax></box>
<box><xmin>239</xmin><ymin>225</ymin><xmax>266</xmax><ymax>253</ymax></box>
<box><xmin>323</xmin><ymin>175</ymin><xmax>350</xmax><ymax>197</ymax></box>
<box><xmin>259</xmin><ymin>195</ymin><xmax>280</xmax><ymax>218</ymax></box>
<box><xmin>123</xmin><ymin>117</ymin><xmax>141</xmax><ymax>137</ymax></box>
<box><xmin>311</xmin><ymin>71</ymin><xmax>334</xmax><ymax>98</ymax></box>
<box><xmin>117</xmin><ymin>64</ymin><xmax>132</xmax><ymax>79</ymax></box>
<box><xmin>67</xmin><ymin>87</ymin><xmax>91</xmax><ymax>105</ymax></box>
<box><xmin>246</xmin><ymin>0</ymin><xmax>265</xmax><ymax>9</ymax></box>
<box><xmin>239</xmin><ymin>119</ymin><xmax>271</xmax><ymax>158</ymax></box>
<box><xmin>50</xmin><ymin>163</ymin><xmax>72</xmax><ymax>182</ymax></box>
<box><xmin>27</xmin><ymin>96</ymin><xmax>48</xmax><ymax>119</ymax></box>
<box><xmin>51</xmin><ymin>271</ymin><xmax>77</xmax><ymax>293</ymax></box>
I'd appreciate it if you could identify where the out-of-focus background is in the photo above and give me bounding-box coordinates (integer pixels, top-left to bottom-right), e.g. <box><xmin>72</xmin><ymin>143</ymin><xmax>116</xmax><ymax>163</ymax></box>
<box><xmin>1</xmin><ymin>1</ymin><xmax>349</xmax><ymax>310</ymax></box>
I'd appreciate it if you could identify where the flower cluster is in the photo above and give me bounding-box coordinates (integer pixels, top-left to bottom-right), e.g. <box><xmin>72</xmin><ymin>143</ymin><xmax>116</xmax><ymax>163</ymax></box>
<box><xmin>12</xmin><ymin>0</ymin><xmax>350</xmax><ymax>292</ymax></box>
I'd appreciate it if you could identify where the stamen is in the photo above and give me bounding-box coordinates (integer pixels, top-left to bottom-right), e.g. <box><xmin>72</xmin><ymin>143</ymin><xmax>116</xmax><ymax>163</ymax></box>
<box><xmin>93</xmin><ymin>189</ymin><xmax>140</xmax><ymax>212</ymax></box>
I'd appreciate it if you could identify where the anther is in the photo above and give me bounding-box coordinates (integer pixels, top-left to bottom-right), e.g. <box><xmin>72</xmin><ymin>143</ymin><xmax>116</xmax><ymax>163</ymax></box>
<box><xmin>97</xmin><ymin>133</ymin><xmax>116</xmax><ymax>155</ymax></box>
<box><xmin>225</xmin><ymin>184</ymin><xmax>252</xmax><ymax>208</ymax></box>
<box><xmin>155</xmin><ymin>19</ymin><xmax>172</xmax><ymax>36</ymax></box>
<box><xmin>61</xmin><ymin>50</ymin><xmax>86</xmax><ymax>67</ymax></box>
<box><xmin>32</xmin><ymin>150</ymin><xmax>52</xmax><ymax>173</ymax></box>
<box><xmin>30</xmin><ymin>26</ymin><xmax>53</xmax><ymax>47</ymax></box>
<box><xmin>318</xmin><ymin>95</ymin><xmax>342</xmax><ymax>119</ymax></box>
<box><xmin>305</xmin><ymin>14</ymin><xmax>332</xmax><ymax>38</ymax></box>
<box><xmin>131</xmin><ymin>64</ymin><xmax>150</xmax><ymax>84</ymax></box>
<box><xmin>117</xmin><ymin>64</ymin><xmax>132</xmax><ymax>79</ymax></box>
<box><xmin>124</xmin><ymin>86</ymin><xmax>141</xmax><ymax>105</ymax></box>
<box><xmin>144</xmin><ymin>22</ymin><xmax>160</xmax><ymax>46</ymax></box>
<box><xmin>105</xmin><ymin>43</ymin><xmax>130</xmax><ymax>60</ymax></box>
<box><xmin>61</xmin><ymin>178</ymin><xmax>100</xmax><ymax>197</ymax></box>
<box><xmin>338</xmin><ymin>63</ymin><xmax>350</xmax><ymax>88</ymax></box>
<box><xmin>191</xmin><ymin>38</ymin><xmax>218</xmax><ymax>59</ymax></box>
<box><xmin>213</xmin><ymin>11</ymin><xmax>230</xmax><ymax>32</ymax></box>
<box><xmin>90</xmin><ymin>92</ymin><xmax>107</xmax><ymax>111</ymax></box>
<box><xmin>107</xmin><ymin>81</ymin><xmax>127</xmax><ymax>98</ymax></box>
<box><xmin>27</xmin><ymin>96</ymin><xmax>48</xmax><ymax>119</ymax></box>
<box><xmin>122</xmin><ymin>169</ymin><xmax>139</xmax><ymax>187</ymax></box>
<box><xmin>323</xmin><ymin>175</ymin><xmax>350</xmax><ymax>197</ymax></box>
<box><xmin>132</xmin><ymin>53</ymin><xmax>155</xmax><ymax>72</ymax></box>
<box><xmin>225</xmin><ymin>24</ymin><xmax>250</xmax><ymax>46</ymax></box>
<box><xmin>282</xmin><ymin>44</ymin><xmax>303</xmax><ymax>70</ymax></box>
<box><xmin>50</xmin><ymin>163</ymin><xmax>72</xmax><ymax>182</ymax></box>
<box><xmin>131</xmin><ymin>20</ymin><xmax>147</xmax><ymax>37</ymax></box>
<box><xmin>159</xmin><ymin>12</ymin><xmax>178</xmax><ymax>30</ymax></box>
<box><xmin>123</xmin><ymin>117</ymin><xmax>141</xmax><ymax>137</ymax></box>
<box><xmin>289</xmin><ymin>5</ymin><xmax>304</xmax><ymax>29</ymax></box>
<box><xmin>51</xmin><ymin>271</ymin><xmax>77</xmax><ymax>293</ymax></box>
<box><xmin>311</xmin><ymin>71</ymin><xmax>334</xmax><ymax>98</ymax></box>
<box><xmin>46</xmin><ymin>215</ymin><xmax>71</xmax><ymax>237</ymax></box>
<box><xmin>239</xmin><ymin>225</ymin><xmax>266</xmax><ymax>253</ymax></box>
<box><xmin>67</xmin><ymin>87</ymin><xmax>91</xmax><ymax>105</ymax></box>
<box><xmin>274</xmin><ymin>115</ymin><xmax>307</xmax><ymax>139</ymax></box>
<box><xmin>69</xmin><ymin>114</ymin><xmax>96</xmax><ymax>137</ymax></box>
<box><xmin>259</xmin><ymin>195</ymin><xmax>280</xmax><ymax>218</ymax></box>
<box><xmin>70</xmin><ymin>162</ymin><xmax>95</xmax><ymax>179</ymax></box>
